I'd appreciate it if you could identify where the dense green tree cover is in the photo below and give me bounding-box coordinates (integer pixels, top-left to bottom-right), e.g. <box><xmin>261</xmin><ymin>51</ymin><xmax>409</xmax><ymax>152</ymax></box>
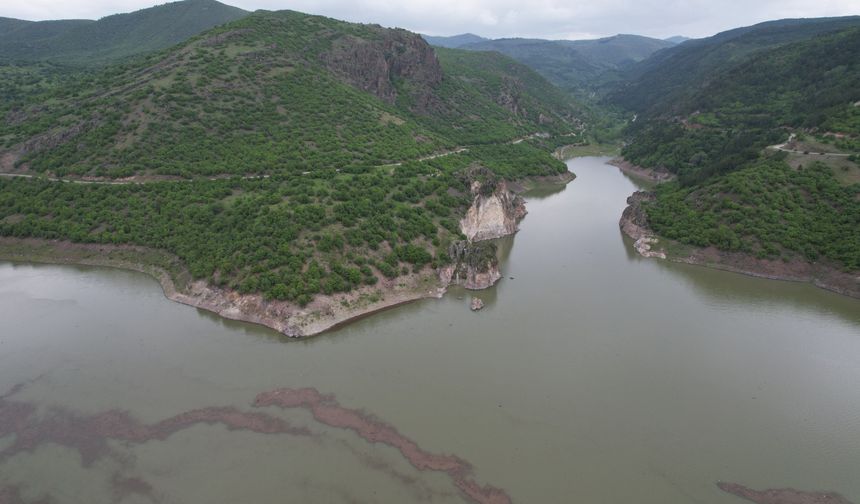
<box><xmin>646</xmin><ymin>158</ymin><xmax>860</xmax><ymax>270</ymax></box>
<box><xmin>0</xmin><ymin>0</ymin><xmax>248</xmax><ymax>65</ymax></box>
<box><xmin>0</xmin><ymin>141</ymin><xmax>565</xmax><ymax>302</ymax></box>
<box><xmin>613</xmin><ymin>23</ymin><xmax>860</xmax><ymax>272</ymax></box>
<box><xmin>0</xmin><ymin>8</ymin><xmax>580</xmax><ymax>303</ymax></box>
<box><xmin>609</xmin><ymin>16</ymin><xmax>860</xmax><ymax>115</ymax></box>
<box><xmin>1</xmin><ymin>10</ymin><xmax>581</xmax><ymax>178</ymax></box>
<box><xmin>621</xmin><ymin>27</ymin><xmax>860</xmax><ymax>185</ymax></box>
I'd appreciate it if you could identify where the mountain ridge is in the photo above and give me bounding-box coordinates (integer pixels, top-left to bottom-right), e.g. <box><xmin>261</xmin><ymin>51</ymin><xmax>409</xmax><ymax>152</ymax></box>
<box><xmin>0</xmin><ymin>0</ymin><xmax>249</xmax><ymax>64</ymax></box>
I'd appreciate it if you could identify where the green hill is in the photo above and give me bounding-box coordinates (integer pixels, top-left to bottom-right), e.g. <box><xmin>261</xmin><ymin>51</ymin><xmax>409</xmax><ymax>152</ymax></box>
<box><xmin>0</xmin><ymin>9</ymin><xmax>584</xmax><ymax>304</ymax></box>
<box><xmin>610</xmin><ymin>16</ymin><xmax>860</xmax><ymax>115</ymax></box>
<box><xmin>461</xmin><ymin>34</ymin><xmax>674</xmax><ymax>95</ymax></box>
<box><xmin>0</xmin><ymin>0</ymin><xmax>248</xmax><ymax>64</ymax></box>
<box><xmin>615</xmin><ymin>23</ymin><xmax>860</xmax><ymax>272</ymax></box>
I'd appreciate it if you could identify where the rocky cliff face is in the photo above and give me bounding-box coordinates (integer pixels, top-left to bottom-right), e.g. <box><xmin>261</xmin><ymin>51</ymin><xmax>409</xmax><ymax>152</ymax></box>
<box><xmin>460</xmin><ymin>178</ymin><xmax>527</xmax><ymax>242</ymax></box>
<box><xmin>321</xmin><ymin>28</ymin><xmax>442</xmax><ymax>112</ymax></box>
<box><xmin>620</xmin><ymin>191</ymin><xmax>666</xmax><ymax>259</ymax></box>
<box><xmin>439</xmin><ymin>240</ymin><xmax>501</xmax><ymax>290</ymax></box>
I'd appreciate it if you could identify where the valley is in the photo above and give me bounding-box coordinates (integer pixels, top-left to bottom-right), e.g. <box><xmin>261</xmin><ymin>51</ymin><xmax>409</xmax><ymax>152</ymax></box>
<box><xmin>0</xmin><ymin>2</ymin><xmax>858</xmax><ymax>503</ymax></box>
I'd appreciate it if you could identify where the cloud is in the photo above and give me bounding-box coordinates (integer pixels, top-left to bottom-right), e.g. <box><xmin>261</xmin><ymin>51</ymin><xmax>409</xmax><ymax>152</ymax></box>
<box><xmin>2</xmin><ymin>0</ymin><xmax>858</xmax><ymax>39</ymax></box>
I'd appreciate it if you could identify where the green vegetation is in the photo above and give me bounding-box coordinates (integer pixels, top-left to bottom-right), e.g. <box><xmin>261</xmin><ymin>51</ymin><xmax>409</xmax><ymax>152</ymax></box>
<box><xmin>460</xmin><ymin>35</ymin><xmax>673</xmax><ymax>98</ymax></box>
<box><xmin>0</xmin><ymin>0</ymin><xmax>248</xmax><ymax>65</ymax></box>
<box><xmin>611</xmin><ymin>20</ymin><xmax>860</xmax><ymax>272</ymax></box>
<box><xmin>1</xmin><ymin>11</ymin><xmax>581</xmax><ymax>178</ymax></box>
<box><xmin>0</xmin><ymin>140</ymin><xmax>565</xmax><ymax>304</ymax></box>
<box><xmin>610</xmin><ymin>16</ymin><xmax>860</xmax><ymax>115</ymax></box>
<box><xmin>620</xmin><ymin>27</ymin><xmax>860</xmax><ymax>185</ymax></box>
<box><xmin>0</xmin><ymin>8</ymin><xmax>580</xmax><ymax>304</ymax></box>
<box><xmin>646</xmin><ymin>158</ymin><xmax>859</xmax><ymax>269</ymax></box>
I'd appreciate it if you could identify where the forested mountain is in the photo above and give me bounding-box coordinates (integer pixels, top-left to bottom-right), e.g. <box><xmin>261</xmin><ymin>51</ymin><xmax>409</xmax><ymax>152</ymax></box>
<box><xmin>422</xmin><ymin>33</ymin><xmax>488</xmax><ymax>48</ymax></box>
<box><xmin>619</xmin><ymin>23</ymin><xmax>860</xmax><ymax>183</ymax></box>
<box><xmin>0</xmin><ymin>0</ymin><xmax>248</xmax><ymax>64</ymax></box>
<box><xmin>0</xmin><ymin>10</ymin><xmax>582</xmax><ymax>178</ymax></box>
<box><xmin>614</xmin><ymin>21</ymin><xmax>860</xmax><ymax>272</ymax></box>
<box><xmin>0</xmin><ymin>8</ymin><xmax>584</xmax><ymax>304</ymax></box>
<box><xmin>458</xmin><ymin>34</ymin><xmax>674</xmax><ymax>95</ymax></box>
<box><xmin>610</xmin><ymin>16</ymin><xmax>860</xmax><ymax>115</ymax></box>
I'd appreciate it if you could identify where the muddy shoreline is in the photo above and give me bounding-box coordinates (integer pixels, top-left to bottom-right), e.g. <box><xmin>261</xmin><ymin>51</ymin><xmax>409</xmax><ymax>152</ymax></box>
<box><xmin>0</xmin><ymin>172</ymin><xmax>576</xmax><ymax>338</ymax></box>
<box><xmin>619</xmin><ymin>192</ymin><xmax>860</xmax><ymax>299</ymax></box>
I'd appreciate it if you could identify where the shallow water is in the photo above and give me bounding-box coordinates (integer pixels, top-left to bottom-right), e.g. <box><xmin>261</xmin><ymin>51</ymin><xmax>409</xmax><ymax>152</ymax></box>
<box><xmin>1</xmin><ymin>156</ymin><xmax>859</xmax><ymax>503</ymax></box>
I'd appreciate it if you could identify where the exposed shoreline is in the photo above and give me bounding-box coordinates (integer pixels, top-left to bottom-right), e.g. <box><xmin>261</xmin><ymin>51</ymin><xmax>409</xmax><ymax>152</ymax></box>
<box><xmin>608</xmin><ymin>157</ymin><xmax>675</xmax><ymax>182</ymax></box>
<box><xmin>0</xmin><ymin>171</ymin><xmax>576</xmax><ymax>337</ymax></box>
<box><xmin>619</xmin><ymin>191</ymin><xmax>860</xmax><ymax>299</ymax></box>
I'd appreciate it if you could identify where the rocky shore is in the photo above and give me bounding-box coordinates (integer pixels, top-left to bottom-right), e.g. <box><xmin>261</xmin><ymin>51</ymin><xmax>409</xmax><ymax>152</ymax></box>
<box><xmin>619</xmin><ymin>192</ymin><xmax>860</xmax><ymax>299</ymax></box>
<box><xmin>609</xmin><ymin>157</ymin><xmax>674</xmax><ymax>182</ymax></box>
<box><xmin>0</xmin><ymin>169</ymin><xmax>575</xmax><ymax>337</ymax></box>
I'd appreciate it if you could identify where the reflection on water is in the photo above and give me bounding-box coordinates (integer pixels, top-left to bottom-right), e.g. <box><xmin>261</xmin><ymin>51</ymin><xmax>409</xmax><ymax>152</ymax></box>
<box><xmin>0</xmin><ymin>157</ymin><xmax>858</xmax><ymax>504</ymax></box>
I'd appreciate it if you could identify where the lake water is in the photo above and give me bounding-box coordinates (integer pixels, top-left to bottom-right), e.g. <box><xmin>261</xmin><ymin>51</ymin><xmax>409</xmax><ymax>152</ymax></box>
<box><xmin>1</xmin><ymin>156</ymin><xmax>859</xmax><ymax>504</ymax></box>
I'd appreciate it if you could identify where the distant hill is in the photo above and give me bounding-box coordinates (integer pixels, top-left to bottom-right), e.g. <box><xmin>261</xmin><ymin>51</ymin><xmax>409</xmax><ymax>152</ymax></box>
<box><xmin>664</xmin><ymin>36</ymin><xmax>690</xmax><ymax>44</ymax></box>
<box><xmin>0</xmin><ymin>0</ymin><xmax>249</xmax><ymax>64</ymax></box>
<box><xmin>460</xmin><ymin>34</ymin><xmax>674</xmax><ymax>95</ymax></box>
<box><xmin>422</xmin><ymin>33</ymin><xmax>488</xmax><ymax>48</ymax></box>
<box><xmin>610</xmin><ymin>16</ymin><xmax>860</xmax><ymax>115</ymax></box>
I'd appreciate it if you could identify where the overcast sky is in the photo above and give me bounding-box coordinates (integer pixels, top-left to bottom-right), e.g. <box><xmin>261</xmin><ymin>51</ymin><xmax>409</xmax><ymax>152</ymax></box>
<box><xmin>3</xmin><ymin>0</ymin><xmax>859</xmax><ymax>39</ymax></box>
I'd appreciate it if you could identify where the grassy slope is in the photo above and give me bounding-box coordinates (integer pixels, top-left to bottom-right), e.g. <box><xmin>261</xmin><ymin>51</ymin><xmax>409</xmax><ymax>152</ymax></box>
<box><xmin>0</xmin><ymin>9</ymin><xmax>583</xmax><ymax>305</ymax></box>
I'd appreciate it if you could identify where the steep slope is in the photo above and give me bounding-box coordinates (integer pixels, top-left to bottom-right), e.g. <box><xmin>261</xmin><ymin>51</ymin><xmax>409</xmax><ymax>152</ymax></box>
<box><xmin>616</xmin><ymin>26</ymin><xmax>860</xmax><ymax>285</ymax></box>
<box><xmin>461</xmin><ymin>34</ymin><xmax>674</xmax><ymax>95</ymax></box>
<box><xmin>1</xmin><ymin>10</ymin><xmax>582</xmax><ymax>178</ymax></box>
<box><xmin>610</xmin><ymin>16</ymin><xmax>860</xmax><ymax>115</ymax></box>
<box><xmin>621</xmin><ymin>26</ymin><xmax>860</xmax><ymax>183</ymax></box>
<box><xmin>0</xmin><ymin>9</ymin><xmax>582</xmax><ymax>331</ymax></box>
<box><xmin>0</xmin><ymin>0</ymin><xmax>248</xmax><ymax>64</ymax></box>
<box><xmin>422</xmin><ymin>33</ymin><xmax>488</xmax><ymax>48</ymax></box>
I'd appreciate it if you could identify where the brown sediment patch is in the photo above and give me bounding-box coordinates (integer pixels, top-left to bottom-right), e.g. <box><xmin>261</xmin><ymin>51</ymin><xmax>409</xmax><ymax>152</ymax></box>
<box><xmin>2</xmin><ymin>384</ymin><xmax>513</xmax><ymax>503</ymax></box>
<box><xmin>717</xmin><ymin>482</ymin><xmax>855</xmax><ymax>504</ymax></box>
<box><xmin>334</xmin><ymin>438</ymin><xmax>459</xmax><ymax>502</ymax></box>
<box><xmin>0</xmin><ymin>387</ymin><xmax>310</xmax><ymax>466</ymax></box>
<box><xmin>254</xmin><ymin>388</ymin><xmax>512</xmax><ymax>504</ymax></box>
<box><xmin>0</xmin><ymin>485</ymin><xmax>53</xmax><ymax>504</ymax></box>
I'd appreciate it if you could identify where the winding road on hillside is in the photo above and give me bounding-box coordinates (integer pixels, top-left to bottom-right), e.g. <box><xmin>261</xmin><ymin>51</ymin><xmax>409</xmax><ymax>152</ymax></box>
<box><xmin>767</xmin><ymin>133</ymin><xmax>853</xmax><ymax>157</ymax></box>
<box><xmin>0</xmin><ymin>131</ymin><xmax>577</xmax><ymax>186</ymax></box>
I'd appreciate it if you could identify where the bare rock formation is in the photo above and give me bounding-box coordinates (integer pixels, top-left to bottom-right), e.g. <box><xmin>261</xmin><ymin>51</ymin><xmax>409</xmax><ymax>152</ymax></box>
<box><xmin>460</xmin><ymin>168</ymin><xmax>527</xmax><ymax>242</ymax></box>
<box><xmin>620</xmin><ymin>191</ymin><xmax>667</xmax><ymax>259</ymax></box>
<box><xmin>321</xmin><ymin>28</ymin><xmax>442</xmax><ymax>112</ymax></box>
<box><xmin>440</xmin><ymin>240</ymin><xmax>501</xmax><ymax>290</ymax></box>
<box><xmin>470</xmin><ymin>297</ymin><xmax>484</xmax><ymax>311</ymax></box>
